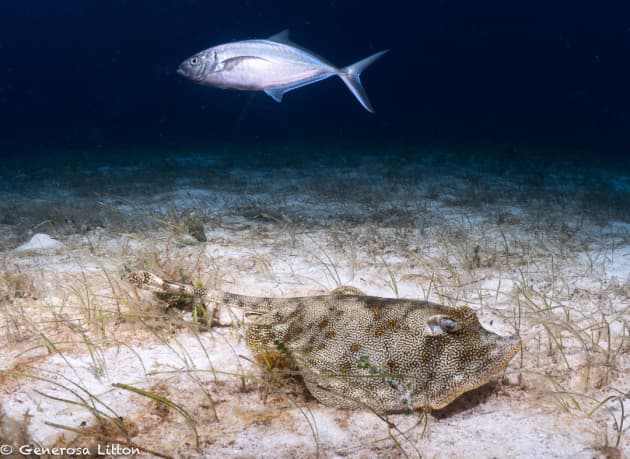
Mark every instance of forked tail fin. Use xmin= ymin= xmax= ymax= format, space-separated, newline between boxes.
xmin=338 ymin=49 xmax=389 ymax=113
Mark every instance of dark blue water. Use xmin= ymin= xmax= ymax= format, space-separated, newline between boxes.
xmin=1 ymin=0 xmax=630 ymax=161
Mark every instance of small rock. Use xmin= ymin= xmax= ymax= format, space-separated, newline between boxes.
xmin=16 ymin=233 xmax=65 ymax=252
xmin=185 ymin=213 xmax=207 ymax=242
xmin=176 ymin=233 xmax=200 ymax=246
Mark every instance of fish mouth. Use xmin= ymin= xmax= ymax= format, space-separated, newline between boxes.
xmin=176 ymin=66 xmax=187 ymax=77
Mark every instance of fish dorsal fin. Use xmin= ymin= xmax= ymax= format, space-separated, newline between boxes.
xmin=268 ymin=29 xmax=292 ymax=44
xmin=267 ymin=29 xmax=334 ymax=67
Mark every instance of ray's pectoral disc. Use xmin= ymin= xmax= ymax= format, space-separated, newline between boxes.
xmin=129 ymin=270 xmax=520 ymax=412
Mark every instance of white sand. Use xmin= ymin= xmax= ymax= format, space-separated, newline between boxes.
xmin=0 ymin=151 xmax=628 ymax=458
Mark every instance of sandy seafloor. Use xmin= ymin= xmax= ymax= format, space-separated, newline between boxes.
xmin=0 ymin=146 xmax=628 ymax=458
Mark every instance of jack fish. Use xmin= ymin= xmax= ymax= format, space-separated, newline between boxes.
xmin=177 ymin=30 xmax=388 ymax=113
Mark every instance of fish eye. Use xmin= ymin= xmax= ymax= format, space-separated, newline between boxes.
xmin=189 ymin=57 xmax=200 ymax=66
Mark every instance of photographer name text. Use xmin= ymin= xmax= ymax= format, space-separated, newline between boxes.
xmin=0 ymin=443 xmax=140 ymax=456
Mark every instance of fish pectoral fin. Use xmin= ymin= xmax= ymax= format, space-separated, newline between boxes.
xmin=216 ymin=56 xmax=268 ymax=72
xmin=264 ymin=87 xmax=286 ymax=103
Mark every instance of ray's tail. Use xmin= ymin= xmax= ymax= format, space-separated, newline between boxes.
xmin=127 ymin=270 xmax=204 ymax=296
xmin=127 ymin=270 xmax=289 ymax=313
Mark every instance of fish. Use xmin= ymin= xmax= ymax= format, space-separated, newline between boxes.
xmin=176 ymin=30 xmax=388 ymax=113
xmin=128 ymin=270 xmax=521 ymax=412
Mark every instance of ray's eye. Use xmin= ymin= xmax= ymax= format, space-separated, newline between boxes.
xmin=189 ymin=57 xmax=200 ymax=66
xmin=440 ymin=318 xmax=460 ymax=333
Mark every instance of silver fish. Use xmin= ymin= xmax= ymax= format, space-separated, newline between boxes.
xmin=177 ymin=30 xmax=388 ymax=113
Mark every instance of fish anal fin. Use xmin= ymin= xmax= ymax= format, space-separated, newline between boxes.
xmin=264 ymin=87 xmax=286 ymax=103
xmin=264 ymin=73 xmax=335 ymax=103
